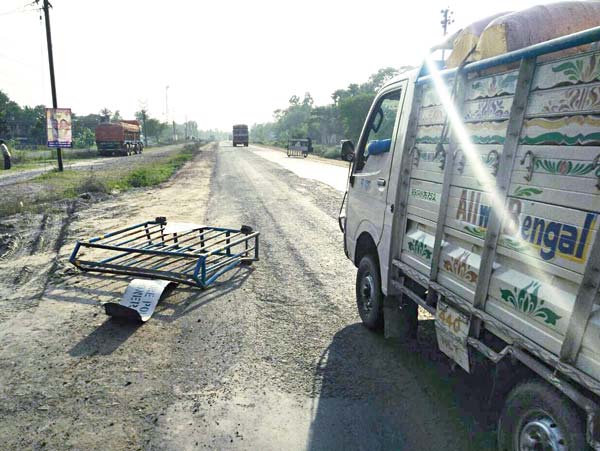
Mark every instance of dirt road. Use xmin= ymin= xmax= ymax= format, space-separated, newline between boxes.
xmin=0 ymin=143 xmax=496 ymax=450
xmin=0 ymin=144 xmax=186 ymax=187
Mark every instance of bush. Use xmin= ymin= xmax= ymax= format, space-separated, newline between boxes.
xmin=77 ymin=176 xmax=109 ymax=194
xmin=322 ymin=147 xmax=339 ymax=159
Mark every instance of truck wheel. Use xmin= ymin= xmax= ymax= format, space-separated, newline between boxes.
xmin=497 ymin=379 xmax=585 ymax=451
xmin=356 ymin=254 xmax=384 ymax=331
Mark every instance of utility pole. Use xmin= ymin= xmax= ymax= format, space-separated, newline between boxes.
xmin=440 ymin=7 xmax=454 ymax=60
xmin=38 ymin=0 xmax=63 ymax=171
xmin=141 ymin=109 xmax=148 ymax=147
xmin=165 ymin=86 xmax=169 ymax=122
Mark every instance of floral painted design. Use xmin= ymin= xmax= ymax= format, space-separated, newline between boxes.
xmin=538 ymin=86 xmax=600 ymax=115
xmin=408 ymin=237 xmax=432 ymax=261
xmin=469 ymin=73 xmax=518 ymax=99
xmin=443 ymin=251 xmax=478 ymax=283
xmin=534 ymin=159 xmax=600 ymax=177
xmin=552 ymin=53 xmax=600 ymax=84
xmin=463 ymin=224 xmax=486 ymax=239
xmin=513 ymin=186 xmax=543 ymax=198
xmin=463 ymin=98 xmax=511 ymax=122
xmin=500 ymin=281 xmax=562 ymax=326
xmin=499 ymin=236 xmax=528 ymax=252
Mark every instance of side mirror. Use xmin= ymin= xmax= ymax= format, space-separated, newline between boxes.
xmin=340 ymin=140 xmax=355 ymax=162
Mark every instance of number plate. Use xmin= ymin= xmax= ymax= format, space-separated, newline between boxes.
xmin=435 ymin=301 xmax=471 ymax=372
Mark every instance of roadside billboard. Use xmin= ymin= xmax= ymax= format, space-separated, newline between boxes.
xmin=46 ymin=108 xmax=72 ymax=148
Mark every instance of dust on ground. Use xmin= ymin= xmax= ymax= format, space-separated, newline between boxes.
xmin=0 ymin=145 xmax=215 ymax=450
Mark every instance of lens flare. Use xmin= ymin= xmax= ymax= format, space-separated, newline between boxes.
xmin=423 ymin=56 xmax=553 ymax=287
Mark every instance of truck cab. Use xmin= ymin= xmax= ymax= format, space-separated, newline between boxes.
xmin=344 ymin=75 xmax=413 ymax=294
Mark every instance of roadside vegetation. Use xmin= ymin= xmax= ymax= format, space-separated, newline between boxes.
xmin=0 ymin=90 xmax=224 ymax=152
xmin=250 ymin=66 xmax=413 ymax=159
xmin=0 ymin=142 xmax=201 ymax=217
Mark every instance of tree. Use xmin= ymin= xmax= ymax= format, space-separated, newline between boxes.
xmin=338 ymin=92 xmax=376 ymax=143
xmin=135 ymin=109 xmax=149 ymax=146
xmin=364 ymin=67 xmax=400 ymax=91
xmin=111 ymin=110 xmax=122 ymax=121
xmin=144 ymin=118 xmax=165 ymax=143
xmin=72 ymin=127 xmax=95 ymax=148
xmin=302 ymin=92 xmax=314 ymax=107
xmin=0 ymin=90 xmax=21 ymax=139
xmin=100 ymin=108 xmax=111 ymax=122
xmin=288 ymin=95 xmax=300 ymax=106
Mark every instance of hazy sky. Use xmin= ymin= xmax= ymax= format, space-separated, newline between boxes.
xmin=0 ymin=0 xmax=562 ymax=129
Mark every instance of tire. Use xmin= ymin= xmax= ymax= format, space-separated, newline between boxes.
xmin=497 ymin=379 xmax=586 ymax=451
xmin=356 ymin=254 xmax=384 ymax=331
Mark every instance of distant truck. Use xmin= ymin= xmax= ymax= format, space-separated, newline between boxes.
xmin=95 ymin=120 xmax=143 ymax=156
xmin=232 ymin=124 xmax=249 ymax=147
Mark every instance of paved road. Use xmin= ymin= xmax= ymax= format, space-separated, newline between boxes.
xmin=249 ymin=145 xmax=350 ymax=192
xmin=0 ymin=144 xmax=185 ymax=187
xmin=0 ymin=143 xmax=497 ymax=450
xmin=157 ymin=143 xmax=497 ymax=449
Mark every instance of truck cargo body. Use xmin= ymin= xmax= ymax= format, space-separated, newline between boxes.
xmin=341 ymin=26 xmax=600 ymax=450
xmin=232 ymin=124 xmax=249 ymax=147
xmin=95 ymin=121 xmax=143 ymax=156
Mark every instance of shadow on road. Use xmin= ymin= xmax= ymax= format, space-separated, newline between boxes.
xmin=69 ymin=317 xmax=140 ymax=357
xmin=153 ymin=266 xmax=254 ymax=322
xmin=306 ymin=321 xmax=498 ymax=451
xmin=64 ymin=266 xmax=254 ymax=356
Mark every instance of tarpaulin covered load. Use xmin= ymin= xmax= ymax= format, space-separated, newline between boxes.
xmin=95 ymin=122 xmax=140 ymax=141
xmin=446 ymin=12 xmax=509 ymax=68
xmin=447 ymin=1 xmax=600 ymax=69
xmin=475 ymin=1 xmax=600 ymax=62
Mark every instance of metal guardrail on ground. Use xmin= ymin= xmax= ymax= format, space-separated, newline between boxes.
xmin=70 ymin=217 xmax=259 ymax=288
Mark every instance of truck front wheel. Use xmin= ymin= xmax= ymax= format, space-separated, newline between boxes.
xmin=356 ymin=254 xmax=384 ymax=331
xmin=497 ymin=379 xmax=585 ymax=451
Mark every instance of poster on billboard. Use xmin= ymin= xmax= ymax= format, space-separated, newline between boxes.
xmin=46 ymin=108 xmax=72 ymax=148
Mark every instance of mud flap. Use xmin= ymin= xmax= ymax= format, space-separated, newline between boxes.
xmin=384 ymin=295 xmax=418 ymax=340
xmin=384 ymin=295 xmax=403 ymax=338
xmin=104 ymin=279 xmax=174 ymax=322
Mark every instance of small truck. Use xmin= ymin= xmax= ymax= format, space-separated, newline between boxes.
xmin=95 ymin=120 xmax=143 ymax=156
xmin=339 ymin=20 xmax=600 ymax=451
xmin=232 ymin=124 xmax=249 ymax=147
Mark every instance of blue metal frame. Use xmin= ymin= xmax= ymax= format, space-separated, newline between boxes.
xmin=70 ymin=218 xmax=259 ymax=288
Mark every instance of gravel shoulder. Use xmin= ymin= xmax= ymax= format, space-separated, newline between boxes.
xmin=0 ymin=142 xmax=496 ymax=450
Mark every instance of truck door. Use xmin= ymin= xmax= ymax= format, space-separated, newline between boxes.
xmin=346 ymin=83 xmax=406 ymax=249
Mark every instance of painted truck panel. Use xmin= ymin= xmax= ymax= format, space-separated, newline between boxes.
xmin=386 ymin=47 xmax=600 ymax=385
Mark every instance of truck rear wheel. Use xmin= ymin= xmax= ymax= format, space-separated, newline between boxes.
xmin=497 ymin=379 xmax=585 ymax=451
xmin=356 ymin=254 xmax=384 ymax=331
